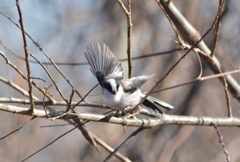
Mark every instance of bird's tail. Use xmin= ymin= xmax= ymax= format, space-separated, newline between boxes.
xmin=143 ymin=96 xmax=174 ymax=113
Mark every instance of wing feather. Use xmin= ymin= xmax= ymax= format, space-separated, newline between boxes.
xmin=130 ymin=74 xmax=155 ymax=88
xmin=85 ymin=43 xmax=123 ymax=84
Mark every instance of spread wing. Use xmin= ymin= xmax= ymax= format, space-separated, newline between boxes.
xmin=85 ymin=43 xmax=123 ymax=84
xmin=121 ymin=74 xmax=155 ymax=94
xmin=130 ymin=74 xmax=155 ymax=88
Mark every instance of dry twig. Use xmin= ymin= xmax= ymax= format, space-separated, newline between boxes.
xmin=116 ymin=0 xmax=133 ymax=78
xmin=16 ymin=0 xmax=34 ymax=114
xmin=210 ymin=0 xmax=223 ymax=57
xmin=212 ymin=123 xmax=230 ymax=162
xmin=103 ymin=127 xmax=145 ymax=162
xmin=0 ymin=51 xmax=55 ymax=102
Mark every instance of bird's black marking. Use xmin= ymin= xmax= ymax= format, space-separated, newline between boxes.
xmin=95 ymin=71 xmax=105 ymax=86
xmin=103 ymin=81 xmax=116 ymax=95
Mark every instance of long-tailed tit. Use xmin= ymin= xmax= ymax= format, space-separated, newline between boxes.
xmin=85 ymin=43 xmax=174 ymax=114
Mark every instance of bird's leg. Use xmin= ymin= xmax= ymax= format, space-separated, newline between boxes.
xmin=121 ymin=105 xmax=142 ymax=133
xmin=123 ymin=105 xmax=142 ymax=119
xmin=113 ymin=106 xmax=132 ymax=118
xmin=114 ymin=110 xmax=122 ymax=117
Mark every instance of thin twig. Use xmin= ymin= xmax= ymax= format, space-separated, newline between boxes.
xmin=103 ymin=127 xmax=145 ymax=162
xmin=154 ymin=44 xmax=234 ymax=116
xmin=92 ymin=133 xmax=132 ymax=162
xmin=156 ymin=0 xmax=184 ymax=46
xmin=0 ymin=51 xmax=55 ymax=102
xmin=116 ymin=0 xmax=133 ymax=78
xmin=30 ymin=53 xmax=68 ymax=103
xmin=43 ymin=85 xmax=54 ymax=119
xmin=0 ymin=40 xmax=181 ymax=65
xmin=49 ymin=89 xmax=75 ymax=120
xmin=212 ymin=123 xmax=230 ymax=162
xmin=42 ymin=119 xmax=131 ymax=162
xmin=16 ymin=0 xmax=34 ymax=114
xmin=154 ymin=68 xmax=240 ymax=92
xmin=160 ymin=0 xmax=240 ymax=102
xmin=0 ymin=10 xmax=83 ymax=99
xmin=71 ymin=83 xmax=100 ymax=110
xmin=0 ymin=117 xmax=35 ymax=140
xmin=185 ymin=44 xmax=232 ymax=117
xmin=210 ymin=0 xmax=223 ymax=57
xmin=0 ymin=76 xmax=39 ymax=100
xmin=140 ymin=0 xmax=228 ymax=110
xmin=20 ymin=121 xmax=88 ymax=162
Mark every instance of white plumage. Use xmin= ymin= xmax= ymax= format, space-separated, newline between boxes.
xmin=85 ymin=43 xmax=174 ymax=113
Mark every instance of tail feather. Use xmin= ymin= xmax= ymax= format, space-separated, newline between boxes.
xmin=143 ymin=99 xmax=163 ymax=114
xmin=143 ymin=96 xmax=174 ymax=113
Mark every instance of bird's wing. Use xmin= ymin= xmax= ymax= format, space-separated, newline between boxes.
xmin=129 ymin=74 xmax=155 ymax=88
xmin=121 ymin=74 xmax=155 ymax=94
xmin=121 ymin=79 xmax=138 ymax=94
xmin=85 ymin=43 xmax=123 ymax=84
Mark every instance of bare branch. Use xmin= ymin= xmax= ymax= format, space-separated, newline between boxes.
xmin=91 ymin=133 xmax=132 ymax=162
xmin=1 ymin=103 xmax=240 ymax=127
xmin=160 ymin=0 xmax=240 ymax=101
xmin=16 ymin=0 xmax=34 ymax=114
xmin=156 ymin=0 xmax=184 ymax=46
xmin=103 ymin=127 xmax=144 ymax=162
xmin=0 ymin=76 xmax=39 ymax=100
xmin=0 ymin=97 xmax=159 ymax=118
xmin=0 ymin=51 xmax=55 ymax=103
xmin=1 ymin=39 xmax=182 ymax=66
xmin=0 ymin=10 xmax=83 ymax=99
xmin=20 ymin=120 xmax=88 ymax=162
xmin=212 ymin=124 xmax=230 ymax=162
xmin=116 ymin=0 xmax=133 ymax=78
xmin=0 ymin=117 xmax=35 ymax=140
xmin=210 ymin=0 xmax=223 ymax=57
xmin=30 ymin=53 xmax=68 ymax=103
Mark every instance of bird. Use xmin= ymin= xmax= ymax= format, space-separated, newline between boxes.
xmin=85 ymin=43 xmax=174 ymax=115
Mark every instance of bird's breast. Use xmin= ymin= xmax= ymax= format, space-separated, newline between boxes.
xmin=102 ymin=87 xmax=141 ymax=110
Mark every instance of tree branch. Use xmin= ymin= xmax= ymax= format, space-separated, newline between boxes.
xmin=116 ymin=0 xmax=133 ymax=78
xmin=16 ymin=0 xmax=34 ymax=114
xmin=160 ymin=0 xmax=240 ymax=101
xmin=1 ymin=103 xmax=240 ymax=127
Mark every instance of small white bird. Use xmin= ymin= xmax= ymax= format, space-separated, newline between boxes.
xmin=85 ymin=43 xmax=174 ymax=114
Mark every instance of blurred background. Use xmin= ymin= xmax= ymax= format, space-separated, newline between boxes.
xmin=0 ymin=0 xmax=240 ymax=161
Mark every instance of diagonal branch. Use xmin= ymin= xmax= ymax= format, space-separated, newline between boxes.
xmin=212 ymin=124 xmax=230 ymax=162
xmin=0 ymin=51 xmax=55 ymax=103
xmin=103 ymin=127 xmax=144 ymax=162
xmin=30 ymin=53 xmax=68 ymax=103
xmin=0 ymin=76 xmax=39 ymax=100
xmin=160 ymin=0 xmax=240 ymax=102
xmin=210 ymin=0 xmax=223 ymax=57
xmin=0 ymin=10 xmax=83 ymax=99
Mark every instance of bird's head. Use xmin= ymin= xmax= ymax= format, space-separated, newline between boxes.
xmin=103 ymin=79 xmax=120 ymax=95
